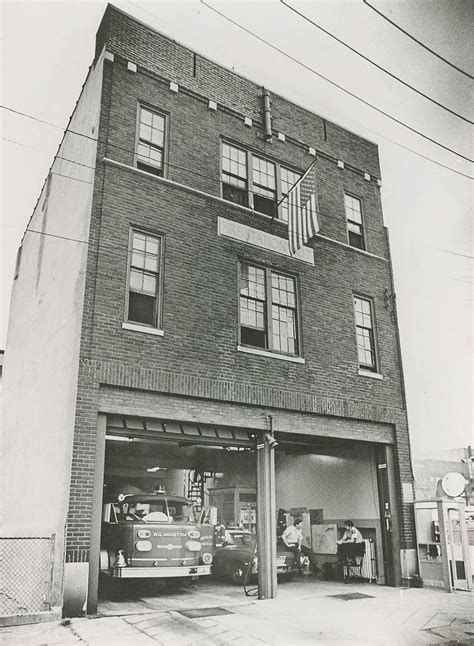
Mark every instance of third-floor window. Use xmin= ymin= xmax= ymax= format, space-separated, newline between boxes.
xmin=345 ymin=193 xmax=365 ymax=250
xmin=222 ymin=142 xmax=301 ymax=220
xmin=136 ymin=106 xmax=166 ymax=177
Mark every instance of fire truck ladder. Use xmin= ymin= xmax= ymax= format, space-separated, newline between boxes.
xmin=187 ymin=470 xmax=214 ymax=511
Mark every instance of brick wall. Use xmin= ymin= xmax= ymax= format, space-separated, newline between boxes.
xmin=65 ymin=7 xmax=416 ymax=561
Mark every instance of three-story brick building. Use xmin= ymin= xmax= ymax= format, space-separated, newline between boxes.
xmin=2 ymin=5 xmax=416 ymax=618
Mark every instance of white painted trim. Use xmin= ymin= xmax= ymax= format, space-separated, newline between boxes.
xmin=358 ymin=369 xmax=383 ymax=380
xmin=315 ymin=233 xmax=388 ymax=262
xmin=237 ymin=345 xmax=305 ymax=363
xmin=122 ymin=322 xmax=164 ymax=336
xmin=103 ymin=158 xmax=277 ymax=221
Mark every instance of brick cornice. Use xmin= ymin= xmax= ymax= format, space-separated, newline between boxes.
xmin=77 ymin=359 xmax=407 ymax=426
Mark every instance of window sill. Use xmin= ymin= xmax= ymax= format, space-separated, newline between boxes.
xmin=358 ymin=369 xmax=383 ymax=380
xmin=237 ymin=345 xmax=305 ymax=364
xmin=122 ymin=322 xmax=164 ymax=336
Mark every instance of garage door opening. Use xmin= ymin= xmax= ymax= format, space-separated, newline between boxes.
xmin=273 ymin=432 xmax=385 ymax=584
xmin=98 ymin=417 xmax=260 ymax=610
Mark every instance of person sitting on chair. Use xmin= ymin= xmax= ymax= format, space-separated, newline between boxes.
xmin=337 ymin=520 xmax=364 ymax=563
xmin=282 ymin=518 xmax=305 ymax=574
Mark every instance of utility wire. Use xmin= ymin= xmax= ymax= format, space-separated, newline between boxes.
xmin=199 ymin=0 xmax=472 ymax=164
xmin=362 ymin=0 xmax=473 ymax=80
xmin=2 ymin=111 xmax=474 ymax=247
xmin=3 ymin=148 xmax=473 ymax=264
xmin=2 ymin=93 xmax=473 ymax=182
xmin=3 ymin=135 xmax=390 ymax=239
xmin=127 ymin=0 xmax=472 ymax=180
xmin=281 ymin=0 xmax=472 ymax=124
xmin=430 ymin=247 xmax=474 ymax=260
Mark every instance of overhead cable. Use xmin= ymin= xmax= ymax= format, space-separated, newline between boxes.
xmin=281 ymin=0 xmax=472 ymax=124
xmin=199 ymin=0 xmax=472 ymax=164
xmin=362 ymin=0 xmax=473 ymax=80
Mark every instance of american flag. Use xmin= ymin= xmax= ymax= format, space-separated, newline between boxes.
xmin=284 ymin=161 xmax=320 ymax=255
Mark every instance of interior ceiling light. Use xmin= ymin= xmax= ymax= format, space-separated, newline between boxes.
xmin=105 ymin=435 xmax=133 ymax=442
xmin=146 ymin=466 xmax=168 ymax=472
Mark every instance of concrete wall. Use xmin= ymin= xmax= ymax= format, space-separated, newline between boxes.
xmin=276 ymin=446 xmax=379 ymax=520
xmin=1 ymin=50 xmax=105 ymax=609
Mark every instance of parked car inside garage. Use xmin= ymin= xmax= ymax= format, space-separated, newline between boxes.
xmin=212 ymin=528 xmax=299 ymax=584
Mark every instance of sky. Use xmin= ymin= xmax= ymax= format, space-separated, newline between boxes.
xmin=1 ymin=0 xmax=472 ymax=457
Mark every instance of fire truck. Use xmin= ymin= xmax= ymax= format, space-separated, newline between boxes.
xmin=100 ymin=492 xmax=216 ymax=580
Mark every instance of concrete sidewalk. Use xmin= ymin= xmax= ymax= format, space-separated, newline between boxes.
xmin=1 ymin=579 xmax=473 ymax=645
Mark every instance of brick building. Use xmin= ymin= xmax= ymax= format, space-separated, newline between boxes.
xmin=2 ymin=5 xmax=416 ymax=618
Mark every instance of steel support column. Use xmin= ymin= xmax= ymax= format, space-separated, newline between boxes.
xmin=256 ymin=433 xmax=277 ymax=599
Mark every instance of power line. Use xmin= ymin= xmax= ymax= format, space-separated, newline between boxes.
xmin=3 ymin=84 xmax=473 ymax=182
xmin=2 ymin=107 xmax=474 ymax=246
xmin=362 ymin=0 xmax=473 ymax=80
xmin=127 ymin=1 xmax=472 ymax=180
xmin=1 ymin=136 xmax=98 ymax=172
xmin=2 ymin=155 xmax=471 ymax=263
xmin=281 ymin=0 xmax=472 ymax=124
xmin=2 ymin=135 xmax=389 ymax=239
xmin=430 ymin=247 xmax=474 ymax=260
xmin=199 ymin=0 xmax=472 ymax=164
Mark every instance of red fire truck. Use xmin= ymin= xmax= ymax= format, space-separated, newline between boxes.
xmin=100 ymin=492 xmax=216 ymax=580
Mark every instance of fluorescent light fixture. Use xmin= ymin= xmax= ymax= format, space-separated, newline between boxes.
xmin=146 ymin=466 xmax=168 ymax=472
xmin=105 ymin=435 xmax=133 ymax=442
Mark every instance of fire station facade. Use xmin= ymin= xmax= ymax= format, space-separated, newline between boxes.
xmin=2 ymin=5 xmax=416 ymax=617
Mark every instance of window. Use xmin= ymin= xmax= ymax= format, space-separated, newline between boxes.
xmin=280 ymin=167 xmax=301 ymax=223
xmin=221 ymin=142 xmax=299 ymax=219
xmin=345 ymin=194 xmax=365 ymax=250
xmin=136 ymin=106 xmax=166 ymax=176
xmin=354 ymin=295 xmax=377 ymax=372
xmin=252 ymin=155 xmax=276 ymax=216
xmin=127 ymin=230 xmax=163 ymax=327
xmin=222 ymin=142 xmax=248 ymax=206
xmin=239 ymin=262 xmax=299 ymax=355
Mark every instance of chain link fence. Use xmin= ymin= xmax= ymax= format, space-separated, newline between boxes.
xmin=0 ymin=536 xmax=54 ymax=617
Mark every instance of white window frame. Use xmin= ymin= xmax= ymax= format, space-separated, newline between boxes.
xmin=125 ymin=227 xmax=165 ymax=330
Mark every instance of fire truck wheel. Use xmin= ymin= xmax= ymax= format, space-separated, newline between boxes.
xmin=99 ymin=549 xmax=114 ymax=573
xmin=229 ymin=563 xmax=245 ymax=585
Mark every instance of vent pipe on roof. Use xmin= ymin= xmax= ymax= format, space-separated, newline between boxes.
xmin=262 ymin=88 xmax=272 ymax=142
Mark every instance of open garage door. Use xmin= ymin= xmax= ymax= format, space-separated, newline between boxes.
xmin=273 ymin=431 xmax=387 ymax=584
xmin=96 ymin=415 xmax=262 ymax=612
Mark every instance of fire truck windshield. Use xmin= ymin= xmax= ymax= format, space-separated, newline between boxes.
xmin=113 ymin=498 xmax=196 ymax=524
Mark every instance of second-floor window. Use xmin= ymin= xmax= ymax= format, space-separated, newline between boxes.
xmin=353 ymin=295 xmax=377 ymax=372
xmin=127 ymin=229 xmax=164 ymax=328
xmin=239 ymin=262 xmax=299 ymax=355
xmin=136 ymin=106 xmax=166 ymax=176
xmin=345 ymin=194 xmax=365 ymax=250
xmin=222 ymin=143 xmax=300 ymax=220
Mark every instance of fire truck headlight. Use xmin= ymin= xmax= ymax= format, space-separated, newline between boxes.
xmin=201 ymin=552 xmax=213 ymax=565
xmin=135 ymin=540 xmax=152 ymax=552
xmin=137 ymin=529 xmax=152 ymax=539
xmin=187 ymin=530 xmax=200 ymax=539
xmin=185 ymin=540 xmax=201 ymax=552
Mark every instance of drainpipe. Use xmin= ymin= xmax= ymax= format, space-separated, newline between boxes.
xmin=262 ymin=88 xmax=272 ymax=142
